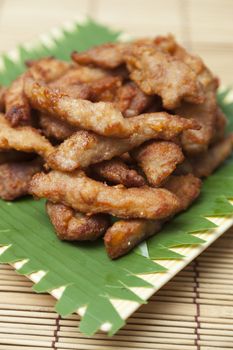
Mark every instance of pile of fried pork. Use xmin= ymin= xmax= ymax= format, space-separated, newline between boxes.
xmin=0 ymin=35 xmax=232 ymax=259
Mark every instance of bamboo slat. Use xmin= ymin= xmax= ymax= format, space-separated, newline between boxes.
xmin=1 ymin=227 xmax=233 ymax=349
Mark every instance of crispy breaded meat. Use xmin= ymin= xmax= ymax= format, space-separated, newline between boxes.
xmin=91 ymin=158 xmax=146 ymax=187
xmin=71 ymin=43 xmax=126 ymax=69
xmin=88 ymin=75 xmax=122 ymax=102
xmin=132 ymin=141 xmax=184 ymax=187
xmin=125 ymin=45 xmax=204 ymax=109
xmin=190 ymin=134 xmax=233 ymax=178
xmin=105 ymin=174 xmax=201 ymax=258
xmin=155 ymin=35 xmax=219 ymax=154
xmin=114 ymin=82 xmax=153 ymax=117
xmin=0 ymin=158 xmax=43 ymax=201
xmin=29 ymin=170 xmax=180 ymax=219
xmin=5 ymin=58 xmax=70 ymax=127
xmin=5 ymin=75 xmax=31 ymax=126
xmin=104 ymin=219 xmax=162 ymax=259
xmin=176 ymin=91 xmax=218 ymax=154
xmin=29 ymin=57 xmax=70 ymax=82
xmin=0 ymin=36 xmax=230 ymax=259
xmin=39 ymin=113 xmax=76 ymax=141
xmin=212 ymin=106 xmax=227 ymax=144
xmin=164 ymin=174 xmax=202 ymax=211
xmin=49 ymin=83 xmax=91 ymax=100
xmin=37 ymin=68 xmax=121 ymax=141
xmin=104 ymin=173 xmax=201 ymax=259
xmin=0 ymin=114 xmax=54 ymax=158
xmin=49 ymin=66 xmax=123 ymax=102
xmin=46 ymin=202 xmax=110 ymax=241
xmin=50 ymin=65 xmax=109 ymax=85
xmin=154 ymin=35 xmax=215 ymax=90
xmin=46 ymin=113 xmax=199 ymax=171
xmin=24 ymin=77 xmax=131 ymax=138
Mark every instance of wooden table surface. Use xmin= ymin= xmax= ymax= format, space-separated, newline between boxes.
xmin=0 ymin=0 xmax=232 ymax=85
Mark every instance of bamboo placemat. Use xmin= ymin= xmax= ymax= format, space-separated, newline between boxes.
xmin=1 ymin=227 xmax=233 ymax=349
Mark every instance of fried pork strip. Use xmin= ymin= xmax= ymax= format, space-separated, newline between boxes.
xmin=155 ymin=35 xmax=220 ymax=153
xmin=39 ymin=67 xmax=102 ymax=141
xmin=190 ymin=134 xmax=233 ymax=177
xmin=71 ymin=43 xmax=126 ymax=69
xmin=37 ymin=66 xmax=122 ymax=140
xmin=0 ymin=114 xmax=54 ymax=158
xmin=72 ymin=37 xmax=219 ymax=152
xmin=125 ymin=45 xmax=204 ymax=109
xmin=131 ymin=141 xmax=184 ymax=187
xmin=50 ymin=65 xmax=123 ymax=101
xmin=50 ymin=65 xmax=109 ymax=85
xmin=91 ymin=158 xmax=146 ymax=187
xmin=46 ymin=112 xmax=199 ymax=171
xmin=88 ymin=75 xmax=122 ymax=102
xmin=104 ymin=219 xmax=162 ymax=259
xmin=5 ymin=75 xmax=31 ymax=126
xmin=24 ymin=77 xmax=131 ymax=138
xmin=104 ymin=174 xmax=201 ymax=259
xmin=73 ymin=41 xmax=205 ymax=110
xmin=29 ymin=57 xmax=70 ymax=82
xmin=0 ymin=158 xmax=43 ymax=201
xmin=114 ymin=82 xmax=153 ymax=117
xmin=29 ymin=170 xmax=180 ymax=220
xmin=39 ymin=113 xmax=75 ymax=141
xmin=164 ymin=174 xmax=201 ymax=208
xmin=5 ymin=58 xmax=70 ymax=127
xmin=46 ymin=202 xmax=110 ymax=241
xmin=176 ymin=94 xmax=218 ymax=154
xmin=212 ymin=106 xmax=227 ymax=144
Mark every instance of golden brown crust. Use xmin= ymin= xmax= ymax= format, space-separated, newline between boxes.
xmin=39 ymin=113 xmax=76 ymax=141
xmin=114 ymin=82 xmax=153 ymax=117
xmin=176 ymin=94 xmax=217 ymax=154
xmin=29 ymin=57 xmax=70 ymax=82
xmin=0 ymin=114 xmax=54 ymax=158
xmin=29 ymin=170 xmax=180 ymax=220
xmin=158 ymin=35 xmax=219 ymax=154
xmin=125 ymin=45 xmax=204 ymax=109
xmin=88 ymin=75 xmax=122 ymax=102
xmin=212 ymin=106 xmax=227 ymax=144
xmin=104 ymin=174 xmax=201 ymax=259
xmin=132 ymin=141 xmax=184 ymax=187
xmin=104 ymin=219 xmax=162 ymax=259
xmin=24 ymin=77 xmax=131 ymax=138
xmin=0 ymin=37 xmax=229 ymax=259
xmin=151 ymin=35 xmax=220 ymax=154
xmin=190 ymin=134 xmax=233 ymax=178
xmin=5 ymin=75 xmax=31 ymax=126
xmin=164 ymin=174 xmax=202 ymax=211
xmin=50 ymin=65 xmax=108 ymax=84
xmin=46 ymin=113 xmax=199 ymax=171
xmin=46 ymin=201 xmax=110 ymax=241
xmin=71 ymin=43 xmax=126 ymax=69
xmin=5 ymin=58 xmax=70 ymax=127
xmin=91 ymin=158 xmax=146 ymax=187
xmin=0 ymin=158 xmax=43 ymax=201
